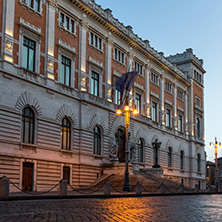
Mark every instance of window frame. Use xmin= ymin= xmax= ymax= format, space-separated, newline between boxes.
xmin=134 ymin=61 xmax=143 ymax=76
xmin=20 ymin=0 xmax=41 ymax=13
xmin=135 ymin=93 xmax=142 ymax=114
xmin=138 ymin=138 xmax=144 ymax=163
xmin=196 ymin=117 xmax=201 ymax=137
xmin=165 ymin=108 xmax=171 ymax=128
xmin=61 ymin=117 xmax=71 ymax=151
xmin=91 ymin=71 xmax=99 ymax=96
xmin=197 ymin=153 xmax=201 ymax=172
xmin=89 ymin=32 xmax=103 ymax=51
xmin=114 ymin=48 xmax=125 ymax=65
xmin=59 ymin=12 xmax=76 ymax=36
xmin=151 ymin=101 xmax=158 ymax=122
xmin=151 ymin=72 xmax=159 ymax=85
xmin=178 ymin=114 xmax=183 ymax=133
xmin=180 ymin=150 xmax=184 ymax=170
xmin=165 ymin=81 xmax=172 ymax=94
xmin=61 ymin=55 xmax=71 ymax=86
xmin=22 ymin=36 xmax=36 ymax=72
xmin=93 ymin=126 xmax=101 ymax=156
xmin=168 ymin=147 xmax=172 ymax=168
xmin=22 ymin=107 xmax=35 ymax=144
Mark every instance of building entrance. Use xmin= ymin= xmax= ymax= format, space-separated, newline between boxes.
xmin=22 ymin=162 xmax=34 ymax=191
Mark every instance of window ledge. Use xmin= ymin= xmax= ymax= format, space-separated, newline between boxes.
xmin=19 ymin=2 xmax=43 ymax=17
xmin=59 ymin=25 xmax=76 ymax=37
xmin=89 ymin=44 xmax=103 ymax=54
xmin=113 ymin=59 xmax=125 ymax=67
xmin=20 ymin=143 xmax=37 ymax=152
xmin=60 ymin=149 xmax=74 ymax=156
xmin=150 ymin=81 xmax=159 ymax=87
xmin=93 ymin=154 xmax=103 ymax=159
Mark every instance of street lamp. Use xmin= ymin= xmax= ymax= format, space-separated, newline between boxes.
xmin=116 ymin=94 xmax=138 ymax=192
xmin=209 ymin=137 xmax=221 ymax=189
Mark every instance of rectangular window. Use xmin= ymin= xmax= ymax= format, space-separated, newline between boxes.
xmin=151 ymin=72 xmax=159 ymax=85
xmin=115 ymin=89 xmax=121 ymax=105
xmin=61 ymin=56 xmax=71 ymax=86
xmin=178 ymin=115 xmax=183 ymax=132
xmin=91 ymin=71 xmax=99 ymax=96
xmin=196 ymin=97 xmax=201 ymax=107
xmin=194 ymin=70 xmax=202 ymax=84
xmin=165 ymin=81 xmax=172 ymax=93
xmin=166 ymin=109 xmax=171 ymax=127
xmin=134 ymin=61 xmax=143 ymax=75
xmin=135 ymin=93 xmax=141 ymax=113
xmin=151 ymin=101 xmax=157 ymax=122
xmin=114 ymin=48 xmax=125 ymax=64
xmin=35 ymin=0 xmax=40 ymax=12
xmin=21 ymin=0 xmax=40 ymax=12
xmin=23 ymin=37 xmax=36 ymax=72
xmin=90 ymin=32 xmax=102 ymax=51
xmin=65 ymin=17 xmax=69 ymax=30
xmin=59 ymin=13 xmax=75 ymax=34
xmin=177 ymin=90 xmax=183 ymax=101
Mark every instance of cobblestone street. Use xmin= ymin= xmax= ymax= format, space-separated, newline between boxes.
xmin=0 ymin=195 xmax=222 ymax=222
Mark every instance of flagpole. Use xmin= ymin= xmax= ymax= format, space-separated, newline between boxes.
xmin=123 ymin=92 xmax=131 ymax=192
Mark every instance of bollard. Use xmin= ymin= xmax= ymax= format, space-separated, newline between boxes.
xmin=0 ymin=176 xmax=9 ymax=198
xmin=59 ymin=179 xmax=67 ymax=196
xmin=136 ymin=182 xmax=142 ymax=195
xmin=160 ymin=182 xmax=165 ymax=194
xmin=104 ymin=181 xmax=111 ymax=196
xmin=194 ymin=184 xmax=199 ymax=193
xmin=178 ymin=183 xmax=184 ymax=193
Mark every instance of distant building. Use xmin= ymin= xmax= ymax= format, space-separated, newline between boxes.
xmin=206 ymin=161 xmax=215 ymax=186
xmin=0 ymin=0 xmax=206 ymax=192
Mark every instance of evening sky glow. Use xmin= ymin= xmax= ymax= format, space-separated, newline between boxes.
xmin=95 ymin=0 xmax=222 ymax=161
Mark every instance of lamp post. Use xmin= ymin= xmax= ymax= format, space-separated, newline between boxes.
xmin=209 ymin=137 xmax=221 ymax=190
xmin=116 ymin=94 xmax=138 ymax=192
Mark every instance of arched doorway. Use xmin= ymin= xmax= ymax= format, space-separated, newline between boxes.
xmin=115 ymin=127 xmax=125 ymax=163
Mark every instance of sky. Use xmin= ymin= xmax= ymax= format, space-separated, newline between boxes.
xmin=95 ymin=0 xmax=222 ymax=161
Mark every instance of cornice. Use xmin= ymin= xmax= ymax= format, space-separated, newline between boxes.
xmin=69 ymin=0 xmax=196 ymax=84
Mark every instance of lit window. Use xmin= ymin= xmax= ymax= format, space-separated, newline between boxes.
xmin=138 ymin=138 xmax=144 ymax=163
xmin=166 ymin=109 xmax=171 ymax=127
xmin=151 ymin=72 xmax=159 ymax=85
xmin=151 ymin=101 xmax=157 ymax=122
xmin=90 ymin=32 xmax=102 ymax=51
xmin=61 ymin=56 xmax=71 ymax=86
xmin=91 ymin=71 xmax=99 ymax=96
xmin=135 ymin=93 xmax=141 ymax=114
xmin=93 ymin=126 xmax=101 ymax=155
xmin=23 ymin=37 xmax=36 ymax=72
xmin=61 ymin=118 xmax=71 ymax=150
xmin=22 ymin=107 xmax=35 ymax=144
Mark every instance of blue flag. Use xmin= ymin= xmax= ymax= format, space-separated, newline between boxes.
xmin=115 ymin=71 xmax=138 ymax=96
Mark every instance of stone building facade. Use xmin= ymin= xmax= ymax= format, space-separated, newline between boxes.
xmin=0 ymin=0 xmax=206 ymax=191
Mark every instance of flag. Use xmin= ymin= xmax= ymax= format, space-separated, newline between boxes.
xmin=115 ymin=71 xmax=138 ymax=96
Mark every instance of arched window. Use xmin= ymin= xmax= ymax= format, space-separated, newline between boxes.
xmin=93 ymin=126 xmax=101 ymax=155
xmin=61 ymin=118 xmax=71 ymax=150
xmin=168 ymin=147 xmax=172 ymax=167
xmin=197 ymin=154 xmax=201 ymax=172
xmin=196 ymin=118 xmax=201 ymax=137
xmin=180 ymin=151 xmax=184 ymax=170
xmin=138 ymin=138 xmax=144 ymax=163
xmin=22 ymin=107 xmax=35 ymax=144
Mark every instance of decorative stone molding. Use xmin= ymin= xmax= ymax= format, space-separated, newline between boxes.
xmin=19 ymin=17 xmax=42 ymax=36
xmin=87 ymin=114 xmax=107 ymax=134
xmin=134 ymin=82 xmax=143 ymax=90
xmin=4 ymin=37 xmax=13 ymax=56
xmin=89 ymin=56 xmax=103 ymax=69
xmin=56 ymin=104 xmax=77 ymax=127
xmin=15 ymin=91 xmax=42 ymax=116
xmin=48 ymin=0 xmax=57 ymax=8
xmin=58 ymin=39 xmax=76 ymax=55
